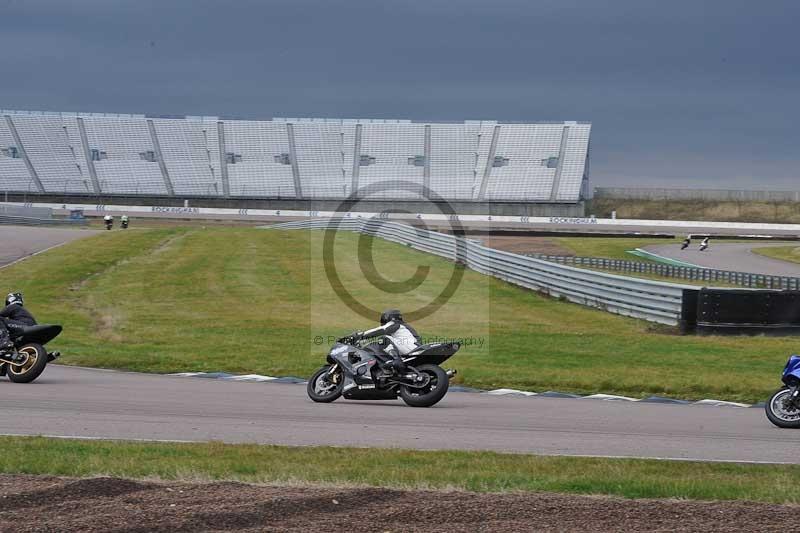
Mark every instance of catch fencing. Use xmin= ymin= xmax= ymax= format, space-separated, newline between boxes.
xmin=270 ymin=218 xmax=694 ymax=326
xmin=527 ymin=254 xmax=800 ymax=290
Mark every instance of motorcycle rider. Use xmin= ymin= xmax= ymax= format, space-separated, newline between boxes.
xmin=0 ymin=293 xmax=36 ymax=363
xmin=352 ymin=309 xmax=421 ymax=374
xmin=103 ymin=214 xmax=113 ymax=229
xmin=121 ymin=214 xmax=129 ymax=228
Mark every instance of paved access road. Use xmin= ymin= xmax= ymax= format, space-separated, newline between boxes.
xmin=645 ymin=242 xmax=800 ymax=276
xmin=1 ymin=365 xmax=796 ymax=464
xmin=0 ymin=226 xmax=94 ymax=268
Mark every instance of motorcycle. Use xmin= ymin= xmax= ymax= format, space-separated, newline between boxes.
xmin=0 ymin=324 xmax=63 ymax=383
xmin=104 ymin=217 xmax=113 ymax=230
xmin=121 ymin=220 xmax=129 ymax=229
xmin=307 ymin=335 xmax=460 ymax=407
xmin=765 ymin=355 xmax=800 ymax=428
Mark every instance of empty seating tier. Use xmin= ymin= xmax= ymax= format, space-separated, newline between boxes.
xmin=0 ymin=111 xmax=590 ymax=203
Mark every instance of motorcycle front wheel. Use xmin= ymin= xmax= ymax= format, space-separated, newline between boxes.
xmin=307 ymin=365 xmax=344 ymax=403
xmin=7 ymin=343 xmax=49 ymax=383
xmin=765 ymin=387 xmax=800 ymax=428
xmin=399 ymin=364 xmax=449 ymax=408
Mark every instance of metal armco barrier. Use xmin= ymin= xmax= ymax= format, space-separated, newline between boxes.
xmin=0 ymin=204 xmax=54 ymax=218
xmin=0 ymin=214 xmax=86 ymax=226
xmin=0 ymin=204 xmax=86 ymax=226
xmin=271 ymin=218 xmax=695 ymax=326
xmin=527 ymin=254 xmax=800 ymax=290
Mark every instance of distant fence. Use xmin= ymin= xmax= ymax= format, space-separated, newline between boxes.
xmin=594 ymin=187 xmax=800 ymax=203
xmin=271 ymin=218 xmax=694 ymax=326
xmin=526 ymin=254 xmax=800 ymax=290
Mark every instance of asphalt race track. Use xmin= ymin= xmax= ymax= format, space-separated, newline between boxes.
xmin=2 ymin=226 xmax=799 ymax=465
xmin=644 ymin=242 xmax=800 ymax=276
xmin=0 ymin=226 xmax=94 ymax=268
xmin=1 ymin=365 xmax=797 ymax=464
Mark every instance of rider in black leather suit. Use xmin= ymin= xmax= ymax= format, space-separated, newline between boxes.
xmin=0 ymin=293 xmax=36 ymax=361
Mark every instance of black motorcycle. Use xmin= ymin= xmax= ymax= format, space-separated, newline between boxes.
xmin=307 ymin=335 xmax=459 ymax=407
xmin=0 ymin=324 xmax=62 ymax=383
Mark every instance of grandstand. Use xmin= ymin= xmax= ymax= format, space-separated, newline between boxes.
xmin=0 ymin=110 xmax=591 ymax=215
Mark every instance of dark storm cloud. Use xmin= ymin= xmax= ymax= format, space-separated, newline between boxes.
xmin=1 ymin=0 xmax=798 ymax=188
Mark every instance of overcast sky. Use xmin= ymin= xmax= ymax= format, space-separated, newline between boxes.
xmin=1 ymin=0 xmax=798 ymax=190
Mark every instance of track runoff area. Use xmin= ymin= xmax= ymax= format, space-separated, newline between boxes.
xmin=2 ymin=217 xmax=800 ymax=530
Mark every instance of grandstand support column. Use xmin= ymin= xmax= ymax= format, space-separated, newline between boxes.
xmin=146 ymin=119 xmax=175 ymax=196
xmin=285 ymin=123 xmax=303 ymax=199
xmin=76 ymin=118 xmax=102 ymax=194
xmin=477 ymin=125 xmax=501 ymax=200
xmin=423 ymin=124 xmax=431 ymax=198
xmin=217 ymin=121 xmax=230 ymax=197
xmin=351 ymin=123 xmax=363 ymax=196
xmin=549 ymin=124 xmax=571 ymax=202
xmin=4 ymin=115 xmax=44 ymax=193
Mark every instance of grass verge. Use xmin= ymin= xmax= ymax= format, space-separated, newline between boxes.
xmin=591 ymin=197 xmax=800 ymax=224
xmin=0 ymin=436 xmax=798 ymax=504
xmin=553 ymin=237 xmax=680 ymax=260
xmin=753 ymin=245 xmax=800 ymax=265
xmin=1 ymin=226 xmax=795 ymax=402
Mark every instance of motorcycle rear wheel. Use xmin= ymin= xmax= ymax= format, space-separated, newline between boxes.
xmin=7 ymin=343 xmax=48 ymax=383
xmin=399 ymin=364 xmax=449 ymax=408
xmin=307 ymin=365 xmax=344 ymax=403
xmin=765 ymin=387 xmax=800 ymax=428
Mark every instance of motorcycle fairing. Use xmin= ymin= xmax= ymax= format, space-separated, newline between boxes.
xmin=403 ymin=342 xmax=461 ymax=366
xmin=781 ymin=355 xmax=800 ymax=385
xmin=14 ymin=325 xmax=62 ymax=346
xmin=328 ymin=343 xmax=379 ymax=391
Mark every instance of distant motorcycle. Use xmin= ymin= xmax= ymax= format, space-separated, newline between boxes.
xmin=0 ymin=324 xmax=62 ymax=383
xmin=103 ymin=216 xmax=113 ymax=230
xmin=765 ymin=355 xmax=800 ymax=428
xmin=121 ymin=219 xmax=129 ymax=229
xmin=307 ymin=335 xmax=459 ymax=407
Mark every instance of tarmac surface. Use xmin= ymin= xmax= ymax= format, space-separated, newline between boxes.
xmin=644 ymin=242 xmax=800 ymax=276
xmin=0 ymin=225 xmax=94 ymax=268
xmin=1 ymin=365 xmax=797 ymax=464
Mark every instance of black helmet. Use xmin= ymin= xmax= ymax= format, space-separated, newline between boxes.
xmin=380 ymin=309 xmax=403 ymax=325
xmin=5 ymin=292 xmax=23 ymax=306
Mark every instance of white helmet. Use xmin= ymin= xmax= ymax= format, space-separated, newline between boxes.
xmin=5 ymin=292 xmax=23 ymax=306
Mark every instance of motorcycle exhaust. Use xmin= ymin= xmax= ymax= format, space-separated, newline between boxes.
xmin=446 ymin=369 xmax=457 ymax=378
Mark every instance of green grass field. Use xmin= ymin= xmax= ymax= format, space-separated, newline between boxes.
xmin=553 ymin=236 xmax=679 ymax=260
xmin=1 ymin=226 xmax=793 ymax=402
xmin=591 ymin=197 xmax=800 ymax=224
xmin=1 ymin=436 xmax=798 ymax=504
xmin=753 ymin=245 xmax=800 ymax=264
